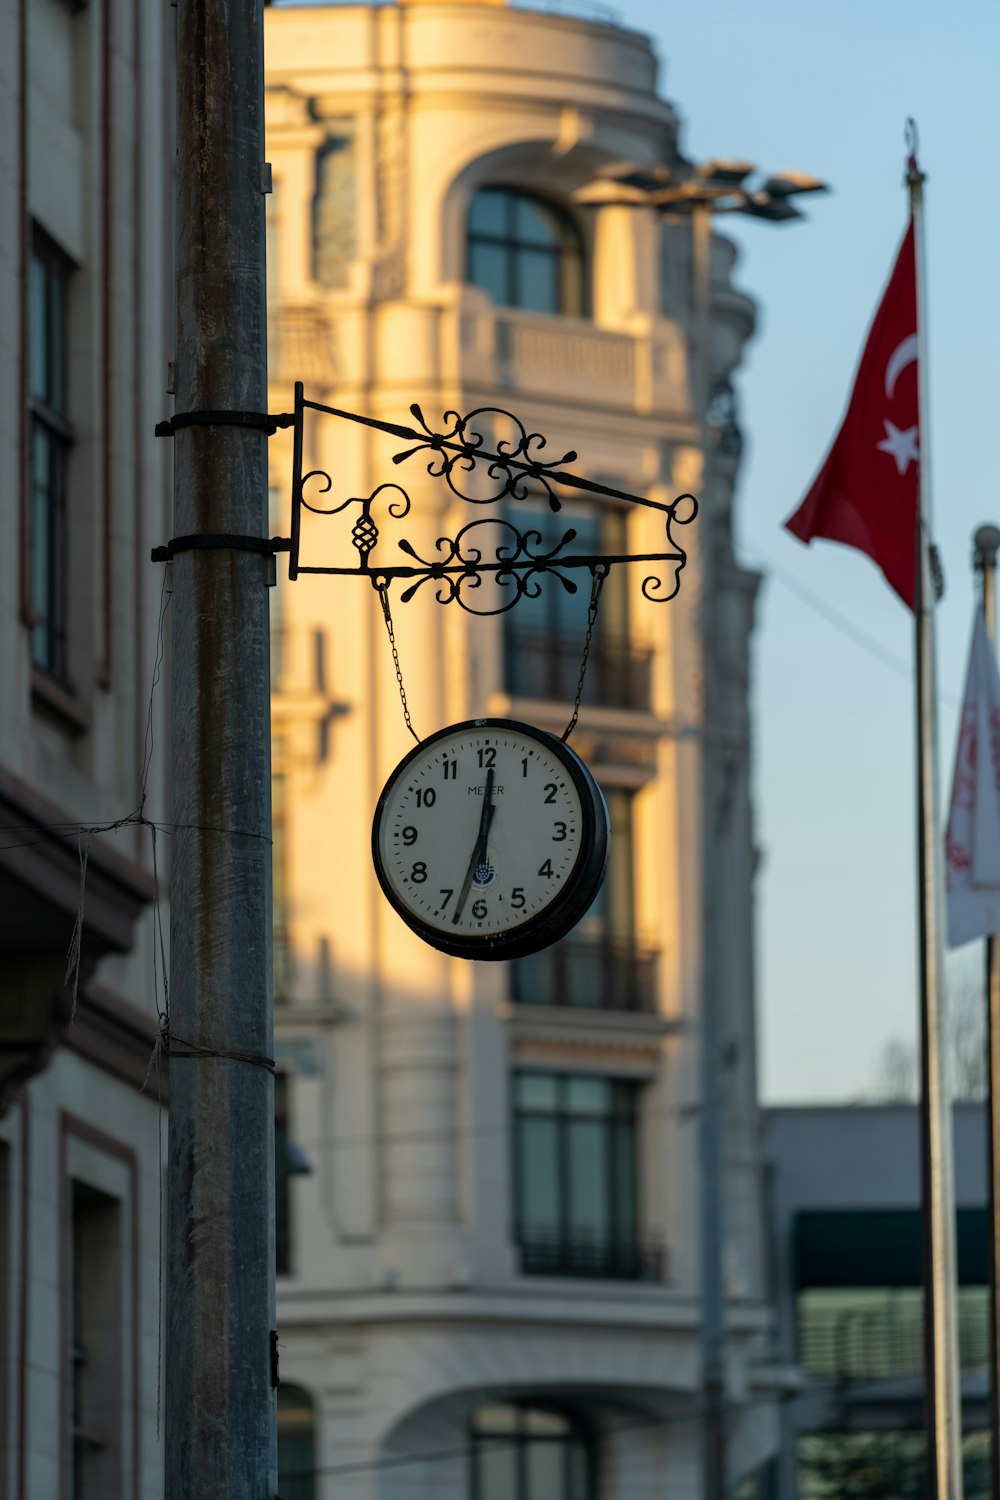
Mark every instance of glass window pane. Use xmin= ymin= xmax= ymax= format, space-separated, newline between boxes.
xmin=277 ymin=1384 xmax=316 ymax=1500
xmin=525 ymin=1440 xmax=564 ymax=1498
xmin=477 ymin=1440 xmax=519 ymax=1500
xmin=514 ymin=196 xmax=560 ymax=247
xmin=565 ymin=1077 xmax=610 ymax=1115
xmin=515 ymin=1073 xmax=558 ymax=1111
xmin=518 ymin=1116 xmax=559 ymax=1240
xmin=30 ymin=255 xmax=48 ymax=402
xmin=523 ymin=1409 xmax=569 ymax=1436
xmin=49 ymin=269 xmax=65 ymax=411
xmin=568 ymin=1441 xmax=591 ymax=1498
xmin=516 ymin=249 xmax=559 ymax=314
xmin=474 ymin=1405 xmax=520 ymax=1435
xmin=567 ymin=1118 xmax=608 ymax=1242
xmin=469 ymin=188 xmax=508 ymax=236
xmin=613 ymin=1116 xmax=637 ymax=1248
xmin=468 ymin=241 xmax=509 ymax=305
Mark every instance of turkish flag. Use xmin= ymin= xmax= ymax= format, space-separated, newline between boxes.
xmin=784 ymin=222 xmax=919 ymax=609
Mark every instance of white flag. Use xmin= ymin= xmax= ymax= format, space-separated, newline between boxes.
xmin=945 ymin=611 xmax=1000 ymax=946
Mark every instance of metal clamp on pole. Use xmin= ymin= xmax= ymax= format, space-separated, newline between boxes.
xmin=154 ymin=408 xmax=295 ymax=438
xmin=150 ymin=534 xmax=292 ymax=563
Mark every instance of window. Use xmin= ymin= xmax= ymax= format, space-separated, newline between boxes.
xmin=70 ymin=1181 xmax=123 ymax=1498
xmin=313 ymin=121 xmax=357 ymax=290
xmin=467 ymin=188 xmax=585 ymax=316
xmin=514 ymin=1072 xmax=652 ymax=1279
xmin=278 ymin=1385 xmax=317 ymax=1500
xmin=28 ymin=228 xmax=73 ymax=680
xmin=470 ymin=1403 xmax=594 ymax=1500
xmin=502 ymin=503 xmax=650 ymax=712
xmin=272 ymin=743 xmax=290 ymax=1005
xmin=511 ymin=790 xmax=656 ymax=1012
xmin=275 ymin=1072 xmax=291 ymax=1274
xmin=275 ymin=1073 xmax=312 ymax=1275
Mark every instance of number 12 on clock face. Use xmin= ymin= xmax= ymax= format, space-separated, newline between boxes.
xmin=371 ymin=718 xmax=609 ymax=961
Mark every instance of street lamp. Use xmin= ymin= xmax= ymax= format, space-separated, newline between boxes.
xmin=575 ymin=156 xmax=828 ymax=1500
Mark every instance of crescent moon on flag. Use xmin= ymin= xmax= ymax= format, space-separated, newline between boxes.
xmin=885 ymin=333 xmax=918 ymax=399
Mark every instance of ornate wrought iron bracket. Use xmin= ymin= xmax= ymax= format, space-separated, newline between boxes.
xmin=160 ymin=384 xmax=698 ymax=616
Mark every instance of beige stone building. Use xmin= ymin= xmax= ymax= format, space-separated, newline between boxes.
xmin=264 ymin=1 xmax=775 ymax=1495
xmin=0 ymin=0 xmax=171 ymax=1492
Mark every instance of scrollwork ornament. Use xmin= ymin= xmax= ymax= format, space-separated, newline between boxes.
xmin=394 ymin=520 xmax=581 ymax=615
xmin=391 ymin=404 xmax=577 ymax=510
xmin=641 ymin=492 xmax=699 ymax=603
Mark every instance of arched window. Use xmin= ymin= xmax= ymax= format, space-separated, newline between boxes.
xmin=277 ymin=1385 xmax=316 ymax=1500
xmin=469 ymin=1402 xmax=594 ymax=1500
xmin=466 ymin=188 xmax=585 ymax=316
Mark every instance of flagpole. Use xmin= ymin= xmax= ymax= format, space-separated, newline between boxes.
xmin=909 ymin=124 xmax=965 ymax=1500
xmin=973 ymin=522 xmax=1000 ymax=1500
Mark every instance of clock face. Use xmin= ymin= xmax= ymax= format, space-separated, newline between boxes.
xmin=372 ymin=719 xmax=609 ymax=960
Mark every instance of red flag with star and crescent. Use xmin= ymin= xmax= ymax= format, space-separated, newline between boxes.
xmin=784 ymin=221 xmax=919 ymax=609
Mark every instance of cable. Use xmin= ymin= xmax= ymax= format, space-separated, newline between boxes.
xmin=747 ymin=540 xmax=961 ymax=709
xmin=275 ymin=1393 xmax=781 ymax=1484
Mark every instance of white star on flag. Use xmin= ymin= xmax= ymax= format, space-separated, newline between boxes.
xmin=876 ymin=419 xmax=920 ymax=475
xmin=945 ymin=611 xmax=1000 ymax=946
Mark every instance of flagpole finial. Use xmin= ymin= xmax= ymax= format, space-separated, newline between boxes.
xmin=974 ymin=524 xmax=1000 ymax=573
xmin=905 ymin=118 xmax=925 ymax=185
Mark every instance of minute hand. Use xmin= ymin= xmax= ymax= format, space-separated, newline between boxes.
xmin=452 ymin=769 xmax=495 ymax=924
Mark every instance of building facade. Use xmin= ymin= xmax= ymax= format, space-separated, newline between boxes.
xmin=765 ymin=1104 xmax=991 ymax=1500
xmin=264 ymin=2 xmax=773 ymax=1495
xmin=0 ymin=0 xmax=172 ymax=1492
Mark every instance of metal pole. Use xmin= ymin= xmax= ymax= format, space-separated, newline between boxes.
xmin=693 ymin=198 xmax=727 ymax=1500
xmin=974 ymin=522 xmax=1000 ymax=1500
xmin=165 ymin=0 xmax=276 ymax=1494
xmin=909 ymin=145 xmax=964 ymax=1500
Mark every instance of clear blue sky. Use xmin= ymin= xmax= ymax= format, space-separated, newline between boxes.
xmin=623 ymin=0 xmax=1000 ymax=1100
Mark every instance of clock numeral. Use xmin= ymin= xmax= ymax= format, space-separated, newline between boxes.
xmin=472 ymin=899 xmax=488 ymax=919
xmin=521 ymin=757 xmax=529 ymax=777
xmin=543 ymin=784 xmax=558 ymax=804
xmin=538 ymin=859 xmax=554 ymax=879
xmin=552 ymin=822 xmax=567 ymax=842
xmin=477 ymin=746 xmax=496 ymax=769
xmin=438 ymin=888 xmax=454 ymax=909
xmin=443 ymin=759 xmax=457 ymax=780
xmin=415 ymin=787 xmax=436 ymax=808
xmin=511 ymin=887 xmax=526 ymax=909
xmin=411 ymin=862 xmax=428 ymax=883
xmin=401 ymin=826 xmax=418 ymax=846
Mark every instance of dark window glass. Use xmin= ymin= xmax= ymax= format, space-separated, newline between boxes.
xmin=278 ymin=1385 xmax=317 ymax=1500
xmin=466 ymin=187 xmax=585 ymax=317
xmin=28 ymin=229 xmax=73 ymax=681
xmin=513 ymin=1070 xmax=643 ymax=1278
xmin=468 ymin=241 xmax=510 ymax=306
xmin=502 ymin=502 xmax=644 ymax=711
xmin=469 ymin=1402 xmax=594 ymax=1500
xmin=275 ymin=1072 xmax=291 ymax=1275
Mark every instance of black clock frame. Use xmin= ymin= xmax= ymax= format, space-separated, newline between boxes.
xmin=371 ymin=718 xmax=609 ymax=962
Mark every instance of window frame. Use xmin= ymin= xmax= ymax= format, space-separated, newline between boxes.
xmin=512 ymin=1070 xmax=641 ymax=1278
xmin=27 ymin=224 xmax=75 ymax=684
xmin=466 ymin=187 xmax=587 ymax=318
xmin=468 ymin=1400 xmax=596 ymax=1500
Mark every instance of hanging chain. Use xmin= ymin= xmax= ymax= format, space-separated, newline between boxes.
xmin=562 ymin=564 xmax=608 ymax=742
xmin=375 ymin=578 xmax=420 ymax=743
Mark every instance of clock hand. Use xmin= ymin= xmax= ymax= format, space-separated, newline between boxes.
xmin=452 ymin=768 xmax=495 ymax=924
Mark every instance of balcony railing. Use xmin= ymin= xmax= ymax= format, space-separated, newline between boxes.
xmin=519 ymin=1230 xmax=664 ymax=1281
xmin=510 ymin=939 xmax=657 ymax=1013
xmin=505 ymin=632 xmax=652 ymax=713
